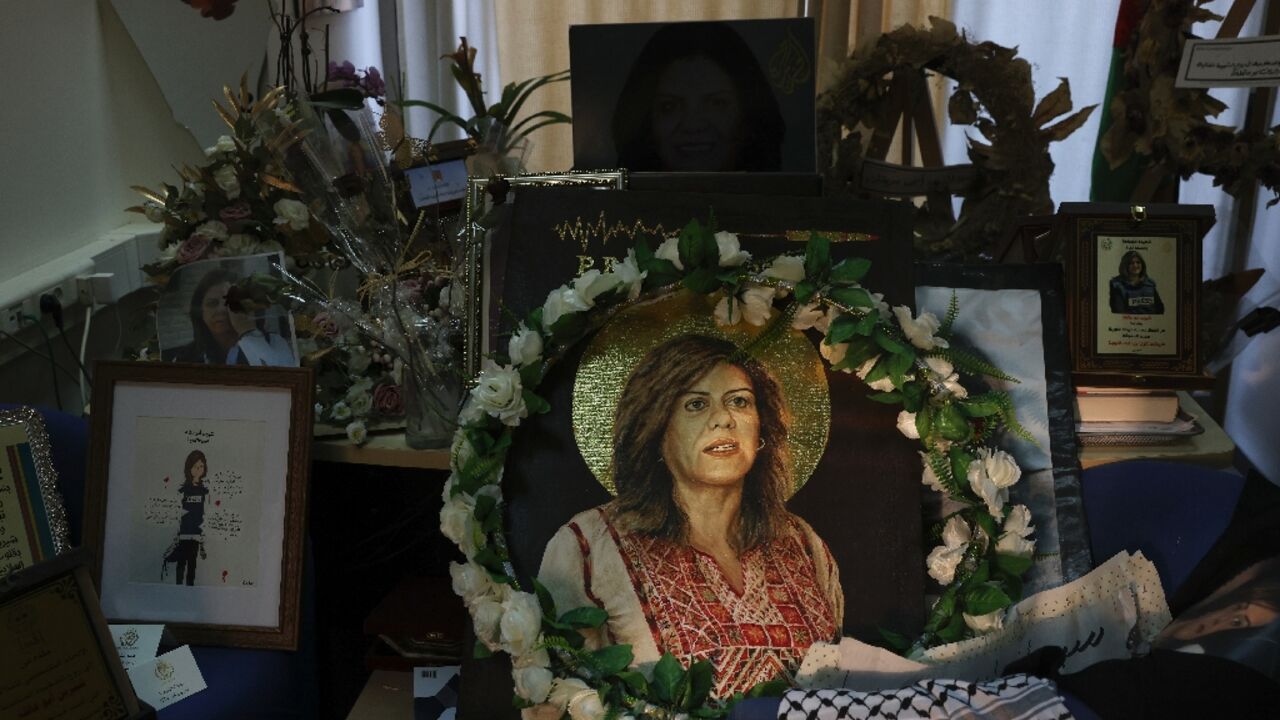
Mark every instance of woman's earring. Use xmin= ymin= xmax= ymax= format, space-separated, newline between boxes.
xmin=757 ymin=438 xmax=766 ymax=450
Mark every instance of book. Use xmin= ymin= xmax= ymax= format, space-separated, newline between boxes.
xmin=1075 ymin=388 xmax=1180 ymax=423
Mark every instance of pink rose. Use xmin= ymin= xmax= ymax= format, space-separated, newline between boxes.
xmin=398 ymin=277 xmax=423 ymax=304
xmin=219 ymin=201 xmax=253 ymax=224
xmin=312 ymin=311 xmax=342 ymax=337
xmin=176 ymin=233 xmax=213 ymax=264
xmin=372 ymin=383 xmax=403 ymax=417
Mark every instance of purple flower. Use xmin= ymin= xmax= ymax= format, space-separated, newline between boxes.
xmin=327 ymin=60 xmax=358 ymax=83
xmin=362 ymin=66 xmax=385 ymax=98
xmin=176 ymin=233 xmax=213 ymax=264
xmin=219 ymin=201 xmax=253 ymax=225
xmin=372 ymin=383 xmax=404 ymax=417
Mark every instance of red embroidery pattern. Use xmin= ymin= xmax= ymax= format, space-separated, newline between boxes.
xmin=604 ymin=512 xmax=837 ymax=697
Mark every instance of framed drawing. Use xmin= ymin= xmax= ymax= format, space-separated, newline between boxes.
xmin=1060 ymin=202 xmax=1214 ymax=387
xmin=85 ymin=362 xmax=313 ymax=649
xmin=461 ymin=171 xmax=629 ymax=377
xmin=1 ymin=548 xmax=152 ymax=719
xmin=0 ymin=406 xmax=71 ymax=575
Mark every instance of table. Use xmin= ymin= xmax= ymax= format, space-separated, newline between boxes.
xmin=313 ymin=430 xmax=451 ymax=469
xmin=1079 ymin=392 xmax=1235 ymax=469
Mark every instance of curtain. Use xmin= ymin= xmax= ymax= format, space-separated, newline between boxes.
xmin=394 ymin=0 xmax=500 ymax=141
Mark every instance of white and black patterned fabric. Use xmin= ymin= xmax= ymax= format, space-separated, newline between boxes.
xmin=778 ymin=673 xmax=1072 ymax=720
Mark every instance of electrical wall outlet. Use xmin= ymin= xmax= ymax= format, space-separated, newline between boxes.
xmin=2 ymin=304 xmax=23 ymax=335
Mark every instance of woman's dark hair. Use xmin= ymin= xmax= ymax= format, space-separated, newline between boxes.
xmin=183 ymin=449 xmax=208 ymax=486
xmin=1118 ymin=250 xmax=1149 ymax=282
xmin=188 ymin=267 xmax=238 ymax=362
xmin=611 ymin=22 xmax=785 ymax=171
xmin=609 ymin=334 xmax=790 ymax=551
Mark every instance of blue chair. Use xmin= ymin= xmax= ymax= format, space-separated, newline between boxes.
xmin=6 ymin=405 xmax=318 ymax=719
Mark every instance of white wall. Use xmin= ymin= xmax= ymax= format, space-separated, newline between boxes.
xmin=0 ymin=0 xmax=202 ymax=284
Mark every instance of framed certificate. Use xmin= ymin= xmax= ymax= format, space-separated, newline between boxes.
xmin=0 ymin=406 xmax=71 ymax=576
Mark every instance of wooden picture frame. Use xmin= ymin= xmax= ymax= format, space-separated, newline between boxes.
xmin=461 ymin=171 xmax=629 ymax=377
xmin=1061 ymin=202 xmax=1214 ymax=387
xmin=85 ymin=362 xmax=313 ymax=650
xmin=1 ymin=548 xmax=152 ymax=719
xmin=0 ymin=406 xmax=71 ymax=574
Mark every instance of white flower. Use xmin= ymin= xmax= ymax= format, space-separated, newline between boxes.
xmin=273 ymin=198 xmax=310 ymax=231
xmin=213 ymin=165 xmax=240 ymax=199
xmin=926 ymin=516 xmax=971 ymax=585
xmin=655 ymin=237 xmax=684 ymax=270
xmin=514 ymin=665 xmax=555 ymax=704
xmin=791 ymin=302 xmax=825 ymax=331
xmin=440 ymin=493 xmax=479 ymax=557
xmin=345 ymin=420 xmax=368 ymax=444
xmin=870 ymin=291 xmax=891 ymax=321
xmin=714 ymin=231 xmax=751 ymax=267
xmin=347 ymin=345 xmax=373 ymax=375
xmin=449 ymin=561 xmax=495 ymax=604
xmin=204 ymin=134 xmax=237 ymax=156
xmin=330 ymin=401 xmax=352 ymax=421
xmin=195 ymin=220 xmax=229 ymax=242
xmin=605 ymin=249 xmax=647 ymax=300
xmin=967 ymin=447 xmax=1022 ymax=520
xmin=219 ymin=233 xmax=260 ymax=256
xmin=996 ymin=505 xmax=1036 ymax=558
xmin=471 ymin=596 xmax=505 ymax=650
xmin=924 ymin=355 xmax=967 ymax=399
xmin=714 ymin=285 xmax=775 ymax=326
xmin=892 ymin=306 xmax=949 ymax=351
xmin=573 ymin=269 xmax=619 ymax=306
xmin=157 ymin=243 xmax=180 ymax=261
xmin=765 ymin=254 xmax=806 ymax=283
xmin=819 ymin=340 xmax=849 ymax=369
xmin=896 ymin=410 xmax=920 ymax=439
xmin=499 ymin=591 xmax=543 ymax=657
xmin=347 ymin=390 xmax=373 ymax=417
xmin=457 ymin=398 xmax=487 ymax=427
xmin=508 ymin=323 xmax=543 ymax=367
xmin=470 ymin=360 xmax=528 ymax=426
xmin=541 ymin=286 xmax=591 ymax=331
xmin=920 ymin=453 xmax=945 ymax=492
xmin=549 ymin=679 xmax=607 ymax=720
xmin=855 ymin=356 xmax=896 ymax=392
xmin=963 ymin=610 xmax=1005 ymax=634
xmin=143 ymin=203 xmax=166 ymax=223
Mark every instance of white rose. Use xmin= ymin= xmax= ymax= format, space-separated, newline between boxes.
xmin=500 ymin=591 xmax=544 ymax=657
xmin=220 ymin=233 xmax=260 ymax=256
xmin=515 ymin=647 xmax=551 ymax=670
xmin=765 ymin=254 xmax=806 ymax=283
xmin=330 ymin=401 xmax=352 ymax=421
xmin=440 ymin=493 xmax=479 ymax=556
xmin=892 ymin=306 xmax=949 ymax=351
xmin=273 ymin=198 xmax=311 ymax=231
xmin=713 ymin=285 xmax=774 ymax=326
xmin=870 ymin=291 xmax=891 ymax=321
xmin=967 ymin=447 xmax=1021 ymax=520
xmin=655 ymin=237 xmax=684 ymax=270
xmin=568 ymin=690 xmax=607 ymax=720
xmin=347 ymin=389 xmax=373 ymax=417
xmin=855 ymin=356 xmax=896 ymax=392
xmin=213 ymin=165 xmax=240 ymax=199
xmin=508 ymin=323 xmax=543 ymax=367
xmin=791 ymin=302 xmax=825 ymax=331
xmin=996 ymin=504 xmax=1036 ymax=558
xmin=896 ymin=410 xmax=920 ymax=439
xmin=204 ymin=134 xmax=237 ymax=156
xmin=941 ymin=515 xmax=971 ymax=549
xmin=605 ymin=249 xmax=647 ymax=300
xmin=457 ymin=398 xmax=487 ymax=427
xmin=714 ymin=231 xmax=751 ymax=267
xmin=549 ymin=678 xmax=591 ymax=711
xmin=471 ymin=596 xmax=505 ymax=650
xmin=963 ymin=609 xmax=1005 ymax=634
xmin=195 ymin=220 xmax=229 ymax=242
xmin=449 ymin=561 xmax=495 ymax=604
xmin=345 ymin=420 xmax=368 ymax=444
xmin=926 ymin=542 xmax=966 ymax=586
xmin=347 ymin=346 xmax=373 ymax=374
xmin=514 ymin=665 xmax=555 ymax=704
xmin=819 ymin=340 xmax=849 ymax=369
xmin=470 ymin=360 xmax=528 ymax=426
xmin=573 ymin=269 xmax=619 ymax=306
xmin=143 ymin=203 xmax=166 ymax=223
xmin=920 ymin=453 xmax=945 ymax=492
xmin=924 ymin=355 xmax=967 ymax=398
xmin=157 ymin=243 xmax=180 ymax=261
xmin=541 ymin=286 xmax=591 ymax=331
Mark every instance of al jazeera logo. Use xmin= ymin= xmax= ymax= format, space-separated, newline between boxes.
xmin=155 ymin=659 xmax=176 ymax=683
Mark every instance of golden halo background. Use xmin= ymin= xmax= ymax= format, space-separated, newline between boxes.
xmin=572 ymin=290 xmax=831 ymax=497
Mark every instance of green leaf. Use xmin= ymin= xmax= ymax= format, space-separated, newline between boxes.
xmin=935 ymin=608 xmax=966 ymax=643
xmin=677 ymin=219 xmax=718 ymax=270
xmin=830 ymin=257 xmax=872 ymax=285
xmin=915 ymin=405 xmax=934 ymax=439
xmin=682 ymin=268 xmax=721 ymax=294
xmin=995 ymin=553 xmax=1034 ymax=577
xmin=925 ymin=590 xmax=957 ymax=632
xmin=616 ymin=670 xmax=649 ymax=695
xmin=872 ymin=325 xmax=909 ymax=354
xmin=964 ymin=558 xmax=990 ymax=588
xmin=832 ymin=336 xmax=879 ymax=373
xmin=936 ymin=403 xmax=972 ymax=442
xmin=959 ymin=397 xmax=1001 ymax=418
xmin=804 ymin=233 xmax=831 ymax=282
xmin=883 ymin=350 xmax=916 ymax=388
xmin=901 ymin=380 xmax=925 ymax=413
xmin=522 ymin=389 xmax=551 ymax=415
xmin=825 ymin=314 xmax=861 ymax=345
xmin=999 ymin=568 xmax=1025 ymax=602
xmin=310 ymin=87 xmax=369 ymax=109
xmin=473 ymin=492 xmax=498 ymax=524
xmin=686 ymin=660 xmax=715 ymax=709
xmin=854 ymin=311 xmax=880 ymax=336
xmin=591 ymin=644 xmax=635 ymax=676
xmin=794 ymin=280 xmax=817 ymax=304
xmin=868 ymin=391 xmax=903 ymax=404
xmin=964 ymin=584 xmax=1012 ymax=615
xmin=517 ymin=361 xmax=544 ymax=389
xmin=948 ymin=447 xmax=974 ymax=489
xmin=746 ymin=678 xmax=790 ymax=698
xmin=652 ymin=653 xmax=684 ymax=704
xmin=532 ymin=578 xmax=556 ymax=619
xmin=473 ymin=640 xmax=493 ymax=659
xmin=877 ymin=627 xmax=912 ymax=652
xmin=828 ymin=286 xmax=874 ymax=309
xmin=548 ymin=310 xmax=586 ymax=340
xmin=559 ymin=606 xmax=609 ymax=629
xmin=973 ymin=512 xmax=998 ymax=541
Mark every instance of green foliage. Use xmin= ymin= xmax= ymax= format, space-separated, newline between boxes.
xmin=939 ymin=290 xmax=960 ymax=337
xmin=936 ymin=402 xmax=973 ymax=442
xmin=830 ymin=257 xmax=872 ymax=285
xmin=945 ymin=345 xmax=1019 ymax=382
xmin=963 ymin=583 xmax=1012 ymax=615
xmin=804 ymin=233 xmax=831 ymax=283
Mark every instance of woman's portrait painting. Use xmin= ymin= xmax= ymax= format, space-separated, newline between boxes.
xmin=569 ymin=18 xmax=816 ymax=173
xmin=157 ymin=252 xmax=298 ymax=367
xmin=1094 ymin=235 xmax=1178 ymax=356
xmin=128 ymin=415 xmax=265 ymax=588
xmin=501 ymin=291 xmax=922 ymax=699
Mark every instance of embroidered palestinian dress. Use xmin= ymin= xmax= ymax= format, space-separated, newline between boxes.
xmin=539 ymin=506 xmax=843 ymax=697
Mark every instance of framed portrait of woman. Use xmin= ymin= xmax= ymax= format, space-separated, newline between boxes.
xmin=84 ymin=362 xmax=313 ymax=649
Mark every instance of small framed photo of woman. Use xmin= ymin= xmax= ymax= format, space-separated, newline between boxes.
xmin=1061 ymin=202 xmax=1214 ymax=387
xmin=84 ymin=361 xmax=313 ymax=649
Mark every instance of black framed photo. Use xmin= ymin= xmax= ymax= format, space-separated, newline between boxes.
xmin=569 ymin=18 xmax=816 ymax=173
xmin=1060 ymin=203 xmax=1214 ymax=387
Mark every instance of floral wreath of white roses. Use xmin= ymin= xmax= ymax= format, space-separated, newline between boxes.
xmin=441 ymin=219 xmax=1037 ymax=719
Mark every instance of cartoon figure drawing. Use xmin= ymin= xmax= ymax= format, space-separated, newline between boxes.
xmin=164 ymin=450 xmax=209 ymax=585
